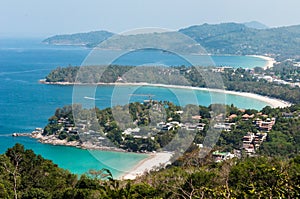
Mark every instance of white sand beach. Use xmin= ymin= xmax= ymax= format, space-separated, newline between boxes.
xmin=206 ymin=87 xmax=291 ymax=108
xmin=120 ymin=152 xmax=173 ymax=180
xmin=40 ymin=80 xmax=292 ymax=180
xmin=248 ymin=55 xmax=276 ymax=69
xmin=108 ymin=83 xmax=291 ymax=108
xmin=117 ymin=84 xmax=290 ymax=180
xmin=41 ymin=79 xmax=292 ymax=108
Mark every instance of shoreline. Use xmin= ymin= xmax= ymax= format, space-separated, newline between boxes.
xmin=120 ymin=152 xmax=173 ymax=180
xmin=30 ymin=133 xmax=126 ymax=152
xmin=247 ymin=55 xmax=276 ymax=69
xmin=40 ymin=80 xmax=291 ymax=108
xmin=23 ymin=131 xmax=173 ymax=180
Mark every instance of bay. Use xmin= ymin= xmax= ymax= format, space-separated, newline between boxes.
xmin=0 ymin=38 xmax=269 ymax=176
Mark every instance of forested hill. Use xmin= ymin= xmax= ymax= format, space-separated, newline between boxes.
xmin=243 ymin=21 xmax=269 ymax=29
xmin=179 ymin=23 xmax=300 ymax=59
xmin=42 ymin=30 xmax=114 ymax=47
xmin=43 ymin=22 xmax=300 ymax=59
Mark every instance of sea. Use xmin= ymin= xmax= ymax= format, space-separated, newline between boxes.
xmin=0 ymin=38 xmax=269 ymax=177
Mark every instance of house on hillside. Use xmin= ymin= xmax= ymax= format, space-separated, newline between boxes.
xmin=212 ymin=151 xmax=235 ymax=162
xmin=242 ymin=114 xmax=254 ymax=121
xmin=256 ymin=118 xmax=276 ymax=132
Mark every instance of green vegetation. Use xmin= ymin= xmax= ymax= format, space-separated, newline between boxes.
xmin=43 ymin=102 xmax=211 ymax=153
xmin=179 ymin=23 xmax=300 ymax=59
xmin=1 ymin=143 xmax=300 ymax=198
xmin=45 ymin=66 xmax=79 ymax=83
xmin=0 ymin=144 xmax=76 ymax=198
xmin=259 ymin=104 xmax=300 ymax=157
xmin=217 ymin=104 xmax=300 ymax=157
xmin=264 ymin=60 xmax=300 ymax=82
xmin=42 ymin=31 xmax=114 ymax=46
xmin=38 ymin=58 xmax=300 ymax=197
xmin=178 ymin=65 xmax=300 ymax=104
xmin=45 ymin=65 xmax=133 ymax=83
xmin=43 ymin=100 xmax=300 ymax=158
xmin=45 ymin=64 xmax=300 ymax=104
xmin=243 ymin=21 xmax=269 ymax=29
xmin=17 ymin=21 xmax=300 ymax=198
xmin=10 ymin=71 xmax=300 ymax=198
xmin=43 ymin=22 xmax=300 ymax=59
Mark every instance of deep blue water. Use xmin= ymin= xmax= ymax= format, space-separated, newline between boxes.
xmin=0 ymin=38 xmax=269 ymax=176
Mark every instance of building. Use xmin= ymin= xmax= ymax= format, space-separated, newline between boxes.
xmin=242 ymin=114 xmax=254 ymax=121
xmin=213 ymin=123 xmax=235 ymax=132
xmin=256 ymin=118 xmax=276 ymax=132
xmin=228 ymin=114 xmax=238 ymax=121
xmin=242 ymin=132 xmax=256 ymax=154
xmin=212 ymin=151 xmax=235 ymax=162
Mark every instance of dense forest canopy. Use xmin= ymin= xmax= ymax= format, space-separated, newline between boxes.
xmin=1 ymin=143 xmax=300 ymax=198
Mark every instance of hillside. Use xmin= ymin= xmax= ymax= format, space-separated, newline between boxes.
xmin=42 ymin=30 xmax=114 ymax=46
xmin=179 ymin=23 xmax=300 ymax=59
xmin=43 ymin=22 xmax=300 ymax=59
xmin=4 ymin=101 xmax=300 ymax=198
xmin=243 ymin=21 xmax=269 ymax=29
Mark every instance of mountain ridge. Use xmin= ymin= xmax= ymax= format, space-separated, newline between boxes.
xmin=42 ymin=30 xmax=114 ymax=46
xmin=43 ymin=22 xmax=300 ymax=59
xmin=243 ymin=21 xmax=269 ymax=29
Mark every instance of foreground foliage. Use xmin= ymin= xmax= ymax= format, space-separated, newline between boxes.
xmin=1 ymin=144 xmax=300 ymax=198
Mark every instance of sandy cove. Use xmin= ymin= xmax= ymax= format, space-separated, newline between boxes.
xmin=133 ymin=83 xmax=291 ymax=108
xmin=120 ymin=152 xmax=173 ymax=180
xmin=247 ymin=55 xmax=276 ymax=69
xmin=32 ymin=132 xmax=174 ymax=180
xmin=38 ymin=79 xmax=292 ymax=180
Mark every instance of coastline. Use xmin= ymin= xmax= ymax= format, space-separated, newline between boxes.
xmin=26 ymin=131 xmax=173 ymax=180
xmin=248 ymin=55 xmax=276 ymax=69
xmin=30 ymin=132 xmax=126 ymax=152
xmin=35 ymin=78 xmax=291 ymax=179
xmin=120 ymin=152 xmax=173 ymax=180
xmin=40 ymin=80 xmax=291 ymax=108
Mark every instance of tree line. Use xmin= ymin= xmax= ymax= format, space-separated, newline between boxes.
xmin=1 ymin=143 xmax=300 ymax=198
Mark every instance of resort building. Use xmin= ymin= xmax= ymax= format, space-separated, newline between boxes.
xmin=212 ymin=151 xmax=235 ymax=162
xmin=213 ymin=122 xmax=235 ymax=132
xmin=255 ymin=117 xmax=276 ymax=132
xmin=242 ymin=114 xmax=255 ymax=121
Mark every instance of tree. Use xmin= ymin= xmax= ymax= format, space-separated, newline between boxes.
xmin=5 ymin=144 xmax=23 ymax=199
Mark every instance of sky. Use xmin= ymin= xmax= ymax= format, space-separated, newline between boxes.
xmin=1 ymin=0 xmax=299 ymax=38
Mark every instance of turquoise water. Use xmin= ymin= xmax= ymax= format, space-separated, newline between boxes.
xmin=0 ymin=38 xmax=269 ymax=176
xmin=1 ymin=136 xmax=147 ymax=178
xmin=72 ymin=85 xmax=269 ymax=110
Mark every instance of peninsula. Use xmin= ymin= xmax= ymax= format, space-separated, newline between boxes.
xmin=41 ymin=64 xmax=297 ymax=105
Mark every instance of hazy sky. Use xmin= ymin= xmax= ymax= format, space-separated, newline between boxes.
xmin=1 ymin=0 xmax=299 ymax=37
